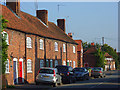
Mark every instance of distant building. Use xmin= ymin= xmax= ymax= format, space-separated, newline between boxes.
xmin=1 ymin=0 xmax=78 ymax=85
xmin=74 ymin=40 xmax=83 ymax=67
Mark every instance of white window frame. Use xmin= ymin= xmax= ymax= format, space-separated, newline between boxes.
xmin=26 ymin=37 xmax=32 ymax=48
xmin=63 ymin=61 xmax=66 ymax=65
xmin=5 ymin=59 xmax=10 ymax=73
xmin=55 ymin=60 xmax=58 ymax=67
xmin=55 ymin=42 xmax=58 ymax=51
xmin=73 ymin=61 xmax=76 ymax=68
xmin=40 ymin=60 xmax=44 ymax=68
xmin=73 ymin=46 xmax=76 ymax=53
xmin=2 ymin=31 xmax=9 ymax=45
xmin=40 ymin=39 xmax=44 ymax=50
xmin=27 ymin=59 xmax=32 ymax=73
xmin=63 ymin=44 xmax=66 ymax=52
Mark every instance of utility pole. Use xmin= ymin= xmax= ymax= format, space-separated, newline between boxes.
xmin=102 ymin=37 xmax=104 ymax=45
xmin=35 ymin=0 xmax=38 ymax=10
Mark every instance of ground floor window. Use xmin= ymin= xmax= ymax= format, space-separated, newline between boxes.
xmin=70 ymin=60 xmax=72 ymax=66
xmin=40 ymin=60 xmax=44 ymax=68
xmin=55 ymin=60 xmax=58 ymax=67
xmin=5 ymin=59 xmax=9 ymax=73
xmin=46 ymin=59 xmax=49 ymax=67
xmin=63 ymin=61 xmax=66 ymax=65
xmin=50 ymin=59 xmax=53 ymax=68
xmin=27 ymin=59 xmax=32 ymax=73
xmin=73 ymin=61 xmax=76 ymax=68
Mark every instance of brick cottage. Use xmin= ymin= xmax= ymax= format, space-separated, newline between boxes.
xmin=1 ymin=0 xmax=78 ymax=85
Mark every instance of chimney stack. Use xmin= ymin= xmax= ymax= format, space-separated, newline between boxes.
xmin=6 ymin=0 xmax=20 ymax=16
xmin=68 ymin=33 xmax=72 ymax=38
xmin=91 ymin=42 xmax=94 ymax=46
xmin=57 ymin=19 xmax=65 ymax=32
xmin=36 ymin=10 xmax=48 ymax=26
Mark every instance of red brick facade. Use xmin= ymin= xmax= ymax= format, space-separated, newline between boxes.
xmin=2 ymin=2 xmax=78 ymax=85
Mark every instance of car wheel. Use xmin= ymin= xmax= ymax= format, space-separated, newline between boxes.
xmin=100 ymin=75 xmax=103 ymax=78
xmin=36 ymin=82 xmax=39 ymax=85
xmin=53 ymin=82 xmax=57 ymax=87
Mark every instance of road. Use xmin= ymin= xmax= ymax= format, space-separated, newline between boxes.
xmin=7 ymin=70 xmax=120 ymax=90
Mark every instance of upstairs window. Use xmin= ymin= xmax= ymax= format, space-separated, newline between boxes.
xmin=55 ymin=60 xmax=58 ymax=67
xmin=50 ymin=59 xmax=53 ymax=68
xmin=40 ymin=39 xmax=44 ymax=50
xmin=26 ymin=37 xmax=32 ymax=48
xmin=73 ymin=46 xmax=75 ymax=53
xmin=73 ymin=61 xmax=76 ymax=68
xmin=2 ymin=31 xmax=9 ymax=45
xmin=54 ymin=42 xmax=58 ymax=51
xmin=5 ymin=59 xmax=9 ymax=73
xmin=27 ymin=59 xmax=32 ymax=73
xmin=63 ymin=44 xmax=66 ymax=52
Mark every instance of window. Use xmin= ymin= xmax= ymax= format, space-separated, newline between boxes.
xmin=73 ymin=61 xmax=76 ymax=68
xmin=50 ymin=59 xmax=53 ymax=68
xmin=63 ymin=44 xmax=66 ymax=52
xmin=70 ymin=60 xmax=72 ymax=66
xmin=73 ymin=46 xmax=75 ymax=53
xmin=5 ymin=59 xmax=9 ymax=73
xmin=2 ymin=31 xmax=9 ymax=45
xmin=54 ymin=42 xmax=58 ymax=51
xmin=27 ymin=59 xmax=32 ymax=73
xmin=40 ymin=60 xmax=44 ymax=68
xmin=63 ymin=61 xmax=66 ymax=65
xmin=46 ymin=59 xmax=49 ymax=67
xmin=40 ymin=39 xmax=44 ymax=50
xmin=55 ymin=60 xmax=58 ymax=67
xmin=26 ymin=37 xmax=32 ymax=48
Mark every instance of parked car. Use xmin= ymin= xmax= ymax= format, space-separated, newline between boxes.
xmin=55 ymin=65 xmax=76 ymax=84
xmin=36 ymin=67 xmax=62 ymax=87
xmin=91 ymin=67 xmax=106 ymax=78
xmin=73 ymin=67 xmax=89 ymax=81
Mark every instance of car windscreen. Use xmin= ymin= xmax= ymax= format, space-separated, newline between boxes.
xmin=74 ymin=68 xmax=84 ymax=72
xmin=56 ymin=66 xmax=68 ymax=72
xmin=92 ymin=68 xmax=102 ymax=71
xmin=39 ymin=69 xmax=54 ymax=74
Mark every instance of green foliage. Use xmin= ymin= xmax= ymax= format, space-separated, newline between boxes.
xmin=94 ymin=48 xmax=105 ymax=68
xmin=102 ymin=44 xmax=119 ymax=69
xmin=0 ymin=16 xmax=8 ymax=74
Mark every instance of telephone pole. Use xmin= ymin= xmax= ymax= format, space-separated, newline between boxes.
xmin=102 ymin=37 xmax=104 ymax=45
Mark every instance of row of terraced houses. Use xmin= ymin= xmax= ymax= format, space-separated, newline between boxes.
xmin=1 ymin=0 xmax=115 ymax=85
xmin=1 ymin=0 xmax=83 ymax=85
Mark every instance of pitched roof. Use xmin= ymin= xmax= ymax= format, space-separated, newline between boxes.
xmin=1 ymin=4 xmax=78 ymax=45
xmin=104 ymin=53 xmax=112 ymax=58
xmin=84 ymin=47 xmax=97 ymax=54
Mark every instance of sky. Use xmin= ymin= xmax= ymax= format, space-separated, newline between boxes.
xmin=1 ymin=0 xmax=119 ymax=51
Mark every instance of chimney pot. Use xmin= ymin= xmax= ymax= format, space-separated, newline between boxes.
xmin=91 ymin=43 xmax=94 ymax=46
xmin=6 ymin=0 xmax=20 ymax=16
xmin=57 ymin=19 xmax=65 ymax=32
xmin=36 ymin=10 xmax=48 ymax=26
xmin=68 ymin=33 xmax=72 ymax=38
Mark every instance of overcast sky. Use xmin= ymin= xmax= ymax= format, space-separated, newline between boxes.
xmin=1 ymin=0 xmax=119 ymax=51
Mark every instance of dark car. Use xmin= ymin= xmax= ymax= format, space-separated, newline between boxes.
xmin=55 ymin=65 xmax=76 ymax=84
xmin=91 ymin=67 xmax=106 ymax=78
xmin=73 ymin=67 xmax=89 ymax=81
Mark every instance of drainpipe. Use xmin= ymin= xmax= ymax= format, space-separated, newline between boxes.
xmin=25 ymin=33 xmax=27 ymax=83
xmin=66 ymin=43 xmax=67 ymax=65
xmin=44 ymin=38 xmax=46 ymax=67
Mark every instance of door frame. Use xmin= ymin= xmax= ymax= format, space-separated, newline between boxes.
xmin=19 ymin=58 xmax=24 ymax=83
xmin=13 ymin=58 xmax=18 ymax=84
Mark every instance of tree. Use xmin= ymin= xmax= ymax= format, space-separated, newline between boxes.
xmin=0 ymin=16 xmax=8 ymax=74
xmin=102 ymin=44 xmax=119 ymax=69
xmin=94 ymin=48 xmax=105 ymax=68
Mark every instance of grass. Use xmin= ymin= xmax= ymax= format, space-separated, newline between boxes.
xmin=7 ymin=85 xmax=15 ymax=88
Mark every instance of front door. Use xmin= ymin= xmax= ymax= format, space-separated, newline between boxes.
xmin=13 ymin=61 xmax=17 ymax=84
xmin=19 ymin=61 xmax=22 ymax=83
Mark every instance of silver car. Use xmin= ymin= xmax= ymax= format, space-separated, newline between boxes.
xmin=36 ymin=67 xmax=62 ymax=87
xmin=91 ymin=67 xmax=106 ymax=78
